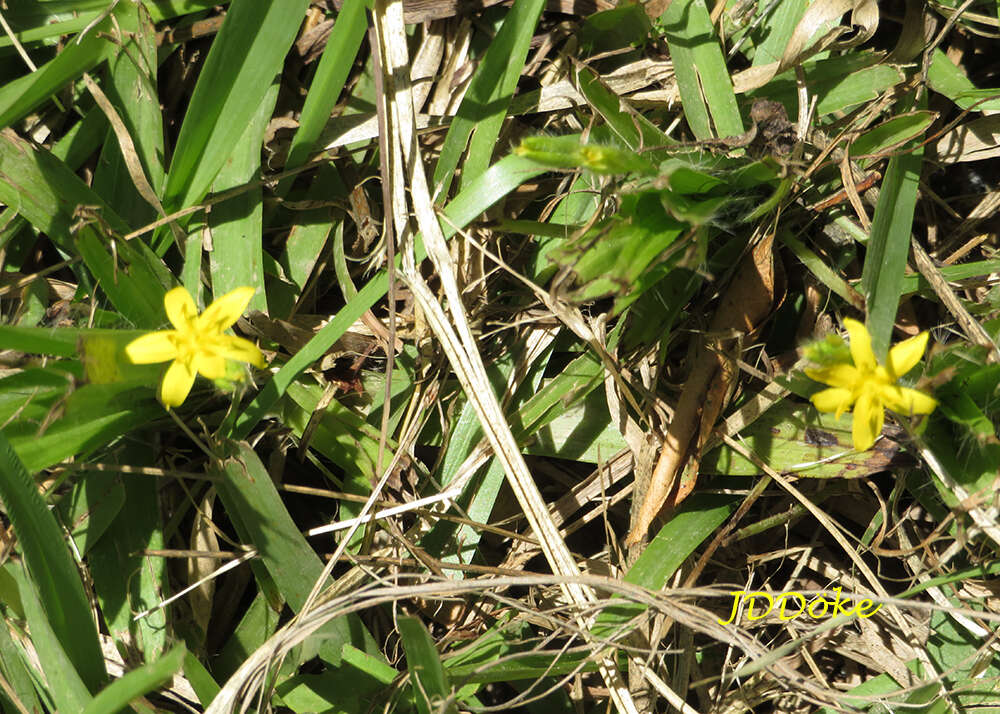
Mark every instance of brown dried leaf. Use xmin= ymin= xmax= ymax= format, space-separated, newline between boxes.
xmin=626 ymin=235 xmax=783 ymax=545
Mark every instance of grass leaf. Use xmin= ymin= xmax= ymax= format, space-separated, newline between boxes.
xmin=162 ymin=0 xmax=311 ymax=210
xmin=0 ymin=432 xmax=106 ymax=692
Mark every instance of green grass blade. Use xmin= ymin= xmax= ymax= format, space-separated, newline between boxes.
xmin=928 ymin=48 xmax=1000 ymax=112
xmin=0 ymin=128 xmax=129 ymax=246
xmin=660 ymin=0 xmax=743 ymax=139
xmin=162 ymin=0 xmax=311 ymax=210
xmin=88 ymin=447 xmax=168 ymax=662
xmin=0 ymin=432 xmax=106 ymax=692
xmin=15 ymin=565 xmax=92 ymax=712
xmin=0 ymin=13 xmax=120 ymax=130
xmin=75 ymin=229 xmax=164 ymax=327
xmin=398 ymin=616 xmax=456 ymax=714
xmin=0 ymin=326 xmax=86 ymax=357
xmin=81 ymin=646 xmax=186 ymax=714
xmin=0 ymin=589 xmax=43 ymax=712
xmin=575 ymin=68 xmax=673 ymax=150
xmin=207 ymin=82 xmax=277 ymax=310
xmin=2 ymin=1 xmax=220 ymax=49
xmin=432 ymin=0 xmax=546 ymax=196
xmin=7 ymin=381 xmax=163 ymax=473
xmin=0 ymin=129 xmax=165 ymax=325
xmin=281 ymin=0 xmax=369 ymax=187
xmin=212 ymin=439 xmax=380 ymax=664
xmin=91 ymin=0 xmax=165 ymax=228
xmin=751 ymin=0 xmax=808 ymax=67
xmin=231 ymin=155 xmax=548 ymax=439
xmin=860 ymin=131 xmax=925 ymax=359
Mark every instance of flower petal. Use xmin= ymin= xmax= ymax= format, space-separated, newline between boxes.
xmin=844 ymin=318 xmax=877 ymax=371
xmin=216 ymin=335 xmax=267 ymax=368
xmin=193 ymin=354 xmax=227 ymax=380
xmin=198 ymin=287 xmax=256 ymax=333
xmin=810 ymin=387 xmax=854 ymax=415
xmin=164 ymin=286 xmax=198 ymax=330
xmin=887 ymin=331 xmax=929 ymax=379
xmin=851 ymin=391 xmax=884 ymax=451
xmin=805 ymin=364 xmax=861 ymax=389
xmin=159 ymin=359 xmax=196 ymax=407
xmin=125 ymin=331 xmax=178 ymax=364
xmin=882 ymin=385 xmax=937 ymax=416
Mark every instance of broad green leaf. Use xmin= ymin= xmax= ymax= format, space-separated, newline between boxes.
xmin=928 ymin=48 xmax=1000 ymax=111
xmin=208 ymin=81 xmax=277 ymax=310
xmin=214 ymin=593 xmax=281 ymax=683
xmin=6 ymin=381 xmax=162 ymax=473
xmin=0 ymin=433 xmax=106 ymax=692
xmin=759 ymin=56 xmax=903 ymax=117
xmin=700 ymin=399 xmax=919 ymax=478
xmin=850 ymin=111 xmax=937 ymax=159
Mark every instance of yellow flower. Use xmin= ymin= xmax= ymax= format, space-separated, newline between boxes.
xmin=125 ymin=286 xmax=266 ymax=407
xmin=806 ymin=318 xmax=937 ymax=451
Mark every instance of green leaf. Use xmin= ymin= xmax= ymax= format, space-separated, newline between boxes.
xmin=81 ymin=646 xmax=186 ymax=714
xmin=162 ymin=0 xmax=311 ymax=210
xmin=0 ymin=129 xmax=165 ymax=326
xmin=850 ymin=111 xmax=937 ymax=159
xmin=398 ymin=616 xmax=456 ymax=714
xmin=281 ymin=0 xmax=369 ymax=184
xmin=6 ymin=381 xmax=163 ymax=473
xmin=928 ymin=48 xmax=1000 ymax=112
xmin=590 ymin=494 xmax=737 ymax=637
xmin=0 ymin=432 xmax=106 ymax=692
xmin=0 ymin=598 xmax=43 ymax=712
xmin=700 ymin=399 xmax=918 ymax=478
xmin=1 ymin=1 xmax=220 ymax=49
xmin=15 ymin=565 xmax=93 ymax=712
xmin=91 ymin=0 xmax=164 ymax=228
xmin=860 ymin=118 xmax=925 ymax=359
xmin=208 ymin=81 xmax=277 ymax=311
xmin=212 ymin=440 xmax=381 ymax=664
xmin=575 ymin=67 xmax=673 ymax=151
xmin=660 ymin=0 xmax=743 ymax=140
xmin=88 ymin=447 xmax=168 ymax=662
xmin=433 ymin=0 xmax=546 ymax=196
xmin=0 ymin=9 xmax=124 ymax=130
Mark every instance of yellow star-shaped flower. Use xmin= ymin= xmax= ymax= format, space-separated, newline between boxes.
xmin=806 ymin=318 xmax=937 ymax=451
xmin=125 ymin=286 xmax=267 ymax=407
